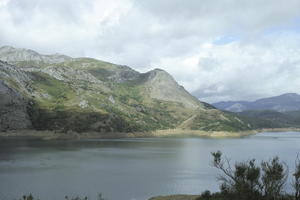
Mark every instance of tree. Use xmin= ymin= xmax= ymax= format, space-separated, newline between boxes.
xmin=211 ymin=151 xmax=262 ymax=200
xmin=200 ymin=190 xmax=211 ymax=200
xmin=211 ymin=151 xmax=289 ymax=200
xmin=294 ymin=155 xmax=300 ymax=200
xmin=21 ymin=194 xmax=34 ymax=200
xmin=261 ymin=157 xmax=288 ymax=200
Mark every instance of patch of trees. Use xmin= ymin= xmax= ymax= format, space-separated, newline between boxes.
xmin=198 ymin=151 xmax=300 ymax=200
xmin=20 ymin=193 xmax=105 ymax=200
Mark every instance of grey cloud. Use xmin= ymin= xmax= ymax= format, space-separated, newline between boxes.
xmin=0 ymin=0 xmax=300 ymax=102
xmin=134 ymin=0 xmax=300 ymax=33
xmin=7 ymin=0 xmax=91 ymax=24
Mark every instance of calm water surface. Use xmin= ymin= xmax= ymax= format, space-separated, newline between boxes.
xmin=0 ymin=132 xmax=300 ymax=200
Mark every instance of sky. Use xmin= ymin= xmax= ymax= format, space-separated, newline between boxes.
xmin=0 ymin=0 xmax=300 ymax=103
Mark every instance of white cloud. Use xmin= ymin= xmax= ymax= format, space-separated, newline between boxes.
xmin=0 ymin=0 xmax=132 ymax=55
xmin=0 ymin=0 xmax=300 ymax=102
xmin=174 ymin=33 xmax=300 ymax=103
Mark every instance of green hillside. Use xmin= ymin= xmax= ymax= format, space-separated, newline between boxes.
xmin=0 ymin=46 xmax=255 ymax=135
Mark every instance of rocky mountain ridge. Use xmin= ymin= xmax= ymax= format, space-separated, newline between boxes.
xmin=0 ymin=46 xmax=251 ymax=134
xmin=213 ymin=93 xmax=300 ymax=112
xmin=0 ymin=46 xmax=72 ymax=64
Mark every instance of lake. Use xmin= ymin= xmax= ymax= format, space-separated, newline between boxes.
xmin=0 ymin=132 xmax=300 ymax=200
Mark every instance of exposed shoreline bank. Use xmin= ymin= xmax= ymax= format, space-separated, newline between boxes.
xmin=0 ymin=128 xmax=299 ymax=140
xmin=148 ymin=194 xmax=200 ymax=200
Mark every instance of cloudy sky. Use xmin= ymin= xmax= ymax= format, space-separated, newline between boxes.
xmin=1 ymin=0 xmax=300 ymax=103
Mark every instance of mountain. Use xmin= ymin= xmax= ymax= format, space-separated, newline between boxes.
xmin=0 ymin=46 xmax=251 ymax=135
xmin=236 ymin=110 xmax=300 ymax=128
xmin=213 ymin=93 xmax=300 ymax=112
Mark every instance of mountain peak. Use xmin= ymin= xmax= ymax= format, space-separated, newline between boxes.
xmin=146 ymin=68 xmax=173 ymax=80
xmin=152 ymin=68 xmax=165 ymax=72
xmin=0 ymin=45 xmax=72 ymax=64
xmin=143 ymin=68 xmax=201 ymax=109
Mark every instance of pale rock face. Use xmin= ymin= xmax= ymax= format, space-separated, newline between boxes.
xmin=40 ymin=93 xmax=52 ymax=100
xmin=79 ymin=100 xmax=89 ymax=108
xmin=0 ymin=61 xmax=32 ymax=93
xmin=108 ymin=95 xmax=115 ymax=104
xmin=40 ymin=66 xmax=103 ymax=84
xmin=143 ymin=69 xmax=201 ymax=109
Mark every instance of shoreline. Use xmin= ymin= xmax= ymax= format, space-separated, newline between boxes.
xmin=0 ymin=128 xmax=299 ymax=140
xmin=148 ymin=194 xmax=200 ymax=200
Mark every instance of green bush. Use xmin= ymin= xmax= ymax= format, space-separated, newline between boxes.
xmin=207 ymin=151 xmax=299 ymax=200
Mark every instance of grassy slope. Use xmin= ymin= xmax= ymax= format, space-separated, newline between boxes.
xmin=5 ymin=58 xmax=253 ymax=134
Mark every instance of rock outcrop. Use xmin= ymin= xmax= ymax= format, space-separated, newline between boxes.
xmin=143 ymin=68 xmax=202 ymax=109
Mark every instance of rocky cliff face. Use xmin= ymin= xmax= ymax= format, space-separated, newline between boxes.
xmin=0 ymin=46 xmax=250 ymax=133
xmin=0 ymin=80 xmax=31 ymax=131
xmin=142 ymin=69 xmax=202 ymax=109
xmin=0 ymin=60 xmax=33 ymax=131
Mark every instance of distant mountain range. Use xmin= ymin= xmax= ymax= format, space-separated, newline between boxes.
xmin=213 ymin=93 xmax=300 ymax=129
xmin=213 ymin=93 xmax=300 ymax=112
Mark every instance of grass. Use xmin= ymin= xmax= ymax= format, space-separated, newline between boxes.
xmin=30 ymin=71 xmax=73 ymax=99
xmin=6 ymin=59 xmax=267 ymax=134
xmin=187 ymin=110 xmax=252 ymax=132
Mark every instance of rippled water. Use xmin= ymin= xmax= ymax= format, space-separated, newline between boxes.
xmin=0 ymin=132 xmax=299 ymax=200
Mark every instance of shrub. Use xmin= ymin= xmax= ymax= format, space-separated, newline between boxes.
xmin=211 ymin=151 xmax=292 ymax=200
